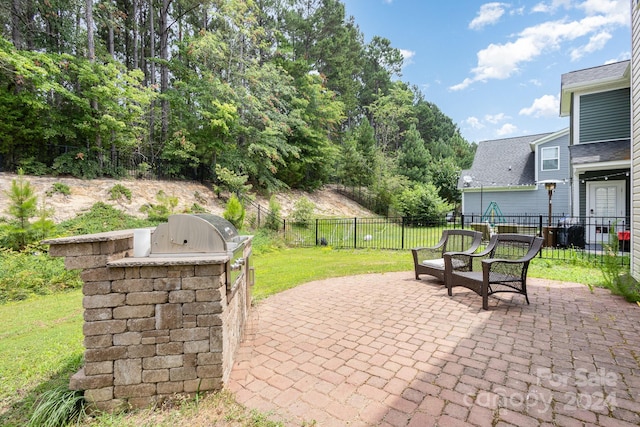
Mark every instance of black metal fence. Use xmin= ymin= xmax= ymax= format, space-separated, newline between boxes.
xmin=275 ymin=213 xmax=631 ymax=265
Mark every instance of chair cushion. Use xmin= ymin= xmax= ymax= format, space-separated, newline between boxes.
xmin=421 ymin=258 xmax=445 ymax=269
xmin=421 ymin=258 xmax=466 ymax=270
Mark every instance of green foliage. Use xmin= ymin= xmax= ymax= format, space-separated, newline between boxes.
xmin=17 ymin=158 xmax=49 ymax=176
xmin=0 ymin=247 xmax=82 ymax=303
xmin=51 ymin=152 xmax=100 ymax=179
xmin=58 ymin=202 xmax=154 ymax=236
xmin=396 ymin=124 xmax=432 ymax=183
xmin=223 ymin=194 xmax=246 ymax=229
xmin=290 ymin=197 xmax=316 ymax=228
xmin=215 ymin=164 xmax=252 ymax=196
xmin=431 ymin=157 xmax=462 ymax=205
xmin=140 ymin=191 xmax=179 ymax=222
xmin=0 ymin=171 xmax=49 ymax=250
xmin=189 ymin=203 xmax=208 ymax=214
xmin=108 ymin=184 xmax=132 ymax=203
xmin=395 ymin=183 xmax=452 ymax=224
xmin=265 ymin=196 xmax=282 ymax=231
xmin=46 ymin=183 xmax=71 ymax=197
xmin=28 ymin=386 xmax=85 ymax=427
xmin=597 ymin=229 xmax=640 ymax=302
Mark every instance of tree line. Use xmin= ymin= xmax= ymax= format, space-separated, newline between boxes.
xmin=0 ymin=0 xmax=475 ymax=218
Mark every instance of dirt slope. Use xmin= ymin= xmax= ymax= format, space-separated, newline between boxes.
xmin=0 ymin=173 xmax=374 ymax=223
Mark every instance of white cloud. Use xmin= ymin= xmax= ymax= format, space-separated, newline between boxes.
xmin=519 ymin=94 xmax=560 ymax=117
xmin=465 ymin=117 xmax=485 ymax=129
xmin=400 ymin=49 xmax=416 ymax=66
xmin=532 ymin=0 xmax=572 ymax=14
xmin=469 ymin=3 xmax=508 ymax=30
xmin=570 ymin=31 xmax=612 ymax=60
xmin=496 ymin=123 xmax=518 ymax=136
xmin=604 ymin=51 xmax=631 ymax=64
xmin=484 ymin=113 xmax=509 ymax=124
xmin=450 ymin=0 xmax=629 ymax=91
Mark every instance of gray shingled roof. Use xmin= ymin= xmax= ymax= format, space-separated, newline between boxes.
xmin=569 ymin=139 xmax=630 ymax=164
xmin=561 ymin=60 xmax=629 ymax=88
xmin=458 ymin=133 xmax=553 ymax=189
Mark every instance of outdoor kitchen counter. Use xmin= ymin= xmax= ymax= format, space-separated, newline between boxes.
xmin=108 ymin=254 xmax=230 ymax=267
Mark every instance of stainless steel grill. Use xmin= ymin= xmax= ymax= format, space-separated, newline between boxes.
xmin=149 ymin=214 xmax=250 ymax=286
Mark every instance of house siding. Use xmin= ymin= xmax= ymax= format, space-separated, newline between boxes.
xmin=579 ymin=88 xmax=631 ymax=143
xmin=632 ymin=0 xmax=640 ymax=280
xmin=537 ymin=134 xmax=570 ymax=183
xmin=463 ymin=186 xmax=570 ymax=218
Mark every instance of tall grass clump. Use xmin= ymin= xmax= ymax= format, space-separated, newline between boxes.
xmin=28 ymin=386 xmax=85 ymax=427
xmin=595 ymin=227 xmax=640 ymax=302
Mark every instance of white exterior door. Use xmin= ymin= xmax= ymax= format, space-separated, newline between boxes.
xmin=586 ymin=180 xmax=625 ymax=244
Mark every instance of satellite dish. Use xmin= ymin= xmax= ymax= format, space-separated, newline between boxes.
xmin=463 ymin=176 xmax=473 ymax=184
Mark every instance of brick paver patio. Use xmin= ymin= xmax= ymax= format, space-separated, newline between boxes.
xmin=227 ymin=272 xmax=640 ymax=426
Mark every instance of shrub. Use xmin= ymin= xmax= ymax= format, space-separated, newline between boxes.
xmin=264 ymin=196 xmax=282 ymax=231
xmin=58 ymin=202 xmax=153 ymax=235
xmin=46 ymin=183 xmax=71 ymax=197
xmin=290 ymin=197 xmax=315 ymax=228
xmin=394 ymin=183 xmax=452 ymax=225
xmin=108 ymin=184 xmax=132 ymax=203
xmin=189 ymin=203 xmax=208 ymax=214
xmin=0 ymin=246 xmax=82 ymax=303
xmin=223 ymin=194 xmax=245 ymax=229
xmin=17 ymin=157 xmax=49 ymax=176
xmin=51 ymin=152 xmax=100 ymax=179
xmin=597 ymin=227 xmax=640 ymax=302
xmin=140 ymin=190 xmax=178 ymax=222
xmin=137 ymin=161 xmax=152 ymax=178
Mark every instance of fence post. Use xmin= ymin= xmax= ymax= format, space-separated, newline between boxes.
xmin=315 ymin=218 xmax=319 ymax=246
xmin=461 ymin=214 xmax=465 ymax=229
xmin=538 ymin=215 xmax=543 ymax=237
xmin=401 ymin=217 xmax=405 ymax=249
xmin=257 ymin=205 xmax=261 ymax=228
xmin=353 ymin=217 xmax=357 ymax=249
xmin=282 ymin=219 xmax=286 ymax=243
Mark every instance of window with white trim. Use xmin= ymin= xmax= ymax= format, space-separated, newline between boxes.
xmin=541 ymin=146 xmax=559 ymax=171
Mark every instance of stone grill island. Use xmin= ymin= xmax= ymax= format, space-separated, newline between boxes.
xmin=44 ymin=214 xmax=253 ymax=412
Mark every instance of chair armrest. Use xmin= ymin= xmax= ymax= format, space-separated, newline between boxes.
xmin=481 ymin=257 xmax=531 ymax=280
xmin=444 ymin=252 xmax=474 ymax=272
xmin=412 ymin=246 xmax=443 ymax=261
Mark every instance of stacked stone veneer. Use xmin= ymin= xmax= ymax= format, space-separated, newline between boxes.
xmin=45 ymin=229 xmax=252 ymax=412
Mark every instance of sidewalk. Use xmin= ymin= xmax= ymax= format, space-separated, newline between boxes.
xmin=227 ymin=272 xmax=640 ymax=426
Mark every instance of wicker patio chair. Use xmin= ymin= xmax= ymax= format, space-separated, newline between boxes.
xmin=411 ymin=229 xmax=482 ymax=282
xmin=444 ymin=233 xmax=543 ymax=310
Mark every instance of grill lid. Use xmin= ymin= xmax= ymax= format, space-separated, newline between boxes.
xmin=150 ymin=214 xmax=240 ymax=255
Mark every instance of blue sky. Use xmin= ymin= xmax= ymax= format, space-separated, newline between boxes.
xmin=341 ymin=0 xmax=631 ymax=143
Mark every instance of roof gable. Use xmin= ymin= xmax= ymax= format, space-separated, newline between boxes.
xmin=459 ymin=132 xmax=553 ymax=189
xmin=560 ymin=60 xmax=630 ymax=116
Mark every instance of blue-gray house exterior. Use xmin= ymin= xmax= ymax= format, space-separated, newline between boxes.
xmin=460 ymin=60 xmax=631 ymax=247
xmin=460 ymin=128 xmax=570 ymax=219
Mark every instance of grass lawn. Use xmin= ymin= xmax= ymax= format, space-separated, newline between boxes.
xmin=0 ymin=246 xmax=609 ymax=426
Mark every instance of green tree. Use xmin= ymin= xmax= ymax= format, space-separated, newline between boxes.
xmin=367 ymin=81 xmax=415 ymax=151
xmin=395 ymin=183 xmax=452 ymax=224
xmin=223 ymin=194 xmax=245 ymax=230
xmin=0 ymin=171 xmax=39 ymax=250
xmin=396 ymin=125 xmax=432 ymax=184
xmin=431 ymin=157 xmax=462 ymax=206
